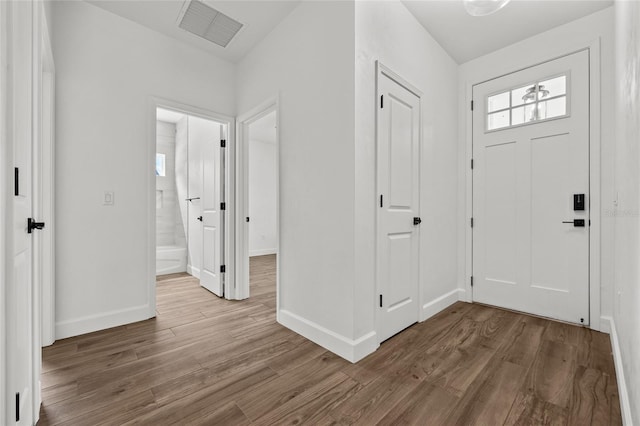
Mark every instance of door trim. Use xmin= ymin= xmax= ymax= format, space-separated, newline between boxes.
xmin=235 ymin=97 xmax=280 ymax=304
xmin=147 ymin=97 xmax=235 ymax=314
xmin=464 ymin=41 xmax=602 ymax=331
xmin=375 ymin=61 xmax=423 ymax=344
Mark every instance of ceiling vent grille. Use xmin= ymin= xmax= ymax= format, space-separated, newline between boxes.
xmin=178 ymin=1 xmax=243 ymax=48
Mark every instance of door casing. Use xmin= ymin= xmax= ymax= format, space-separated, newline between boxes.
xmin=235 ymin=97 xmax=280 ymax=303
xmin=147 ymin=98 xmax=236 ymax=313
xmin=464 ymin=42 xmax=603 ymax=331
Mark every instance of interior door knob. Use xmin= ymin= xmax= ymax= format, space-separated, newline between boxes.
xmin=413 ymin=217 xmax=422 ymax=225
xmin=27 ymin=218 xmax=45 ymax=234
xmin=196 ymin=216 xmax=203 ymax=222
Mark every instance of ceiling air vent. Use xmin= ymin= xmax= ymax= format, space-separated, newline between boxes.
xmin=178 ymin=0 xmax=243 ymax=48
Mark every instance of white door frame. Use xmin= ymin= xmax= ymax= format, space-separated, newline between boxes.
xmin=464 ymin=41 xmax=602 ymax=331
xmin=40 ymin=4 xmax=56 ymax=348
xmin=147 ymin=97 xmax=236 ymax=313
xmin=0 ymin=0 xmax=8 ymax=419
xmin=375 ymin=61 xmax=423 ymax=343
xmin=235 ymin=97 xmax=280 ymax=303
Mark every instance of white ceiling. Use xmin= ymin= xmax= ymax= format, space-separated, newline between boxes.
xmin=401 ymin=0 xmax=613 ymax=64
xmin=87 ymin=0 xmax=301 ymax=63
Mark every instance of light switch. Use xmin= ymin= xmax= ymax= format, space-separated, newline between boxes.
xmin=104 ymin=191 xmax=114 ymax=206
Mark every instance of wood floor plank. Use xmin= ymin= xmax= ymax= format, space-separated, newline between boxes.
xmin=38 ymin=254 xmax=622 ymax=425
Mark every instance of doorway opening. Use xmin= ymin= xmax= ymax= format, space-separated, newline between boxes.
xmin=237 ymin=101 xmax=279 ymax=306
xmin=153 ymin=106 xmax=228 ymax=300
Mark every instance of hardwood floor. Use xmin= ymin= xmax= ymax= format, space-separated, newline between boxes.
xmin=38 ymin=254 xmax=621 ymax=425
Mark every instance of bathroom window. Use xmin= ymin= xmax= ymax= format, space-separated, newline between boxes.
xmin=486 ymin=73 xmax=569 ymax=132
xmin=156 ymin=153 xmax=166 ymax=176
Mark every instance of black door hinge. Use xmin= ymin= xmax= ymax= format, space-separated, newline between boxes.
xmin=380 ymin=95 xmax=384 ymax=109
xmin=471 ymin=159 xmax=474 ymax=170
xmin=16 ymin=392 xmax=20 ymax=422
xmin=14 ymin=167 xmax=19 ymax=196
xmin=470 ymin=217 xmax=474 ymax=228
xmin=379 ymin=294 xmax=383 ymax=307
xmin=220 ymin=265 xmax=226 ymax=273
xmin=471 ymin=276 xmax=474 ymax=287
xmin=380 ymin=194 xmax=383 ymax=208
xmin=221 ymin=139 xmax=226 ymax=148
xmin=220 ymin=202 xmax=226 ymax=211
xmin=471 ymin=100 xmax=474 ymax=111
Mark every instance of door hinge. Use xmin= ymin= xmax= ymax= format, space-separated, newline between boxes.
xmin=471 ymin=100 xmax=474 ymax=111
xmin=471 ymin=276 xmax=474 ymax=287
xmin=221 ymin=139 xmax=226 ymax=148
xmin=471 ymin=158 xmax=474 ymax=170
xmin=220 ymin=202 xmax=226 ymax=211
xmin=220 ymin=265 xmax=226 ymax=273
xmin=470 ymin=217 xmax=474 ymax=228
xmin=380 ymin=194 xmax=383 ymax=208
xmin=380 ymin=95 xmax=384 ymax=109
xmin=15 ymin=392 xmax=20 ymax=422
xmin=379 ymin=294 xmax=383 ymax=307
xmin=14 ymin=167 xmax=19 ymax=196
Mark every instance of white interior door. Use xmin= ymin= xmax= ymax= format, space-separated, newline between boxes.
xmin=200 ymin=126 xmax=224 ymax=296
xmin=376 ymin=67 xmax=421 ymax=343
xmin=5 ymin=1 xmax=37 ymax=424
xmin=472 ymin=50 xmax=589 ymax=324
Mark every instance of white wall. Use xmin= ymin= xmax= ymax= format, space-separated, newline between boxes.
xmin=52 ymin=1 xmax=235 ymax=338
xmin=156 ymin=120 xmax=186 ymax=249
xmin=613 ymin=2 xmax=640 ymax=423
xmin=354 ymin=1 xmax=460 ymax=342
xmin=248 ymin=116 xmax=277 ymax=257
xmin=458 ymin=8 xmax=616 ymax=328
xmin=236 ymin=1 xmax=357 ymax=356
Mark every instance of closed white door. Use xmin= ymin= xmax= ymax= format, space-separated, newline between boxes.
xmin=376 ymin=68 xmax=421 ymax=343
xmin=200 ymin=126 xmax=224 ymax=296
xmin=472 ymin=50 xmax=589 ymax=324
xmin=5 ymin=1 xmax=37 ymax=424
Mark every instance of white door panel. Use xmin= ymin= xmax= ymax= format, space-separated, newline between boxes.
xmin=473 ymin=50 xmax=589 ymax=324
xmin=377 ymin=68 xmax=420 ymax=343
xmin=200 ymin=125 xmax=224 ymax=296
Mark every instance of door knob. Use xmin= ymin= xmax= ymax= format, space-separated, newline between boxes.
xmin=413 ymin=217 xmax=422 ymax=225
xmin=27 ymin=218 xmax=45 ymax=234
xmin=562 ymin=219 xmax=585 ymax=227
xmin=196 ymin=216 xmax=203 ymax=222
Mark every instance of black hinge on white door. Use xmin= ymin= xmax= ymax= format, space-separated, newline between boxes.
xmin=470 ymin=217 xmax=474 ymax=228
xmin=470 ymin=276 xmax=474 ymax=287
xmin=380 ymin=194 xmax=383 ymax=208
xmin=471 ymin=100 xmax=474 ymax=111
xmin=471 ymin=158 xmax=474 ymax=170
xmin=220 ymin=139 xmax=226 ymax=148
xmin=15 ymin=392 xmax=20 ymax=422
xmin=220 ymin=265 xmax=226 ymax=273
xmin=220 ymin=202 xmax=226 ymax=211
xmin=379 ymin=294 xmax=383 ymax=307
xmin=380 ymin=95 xmax=384 ymax=109
xmin=14 ymin=167 xmax=19 ymax=196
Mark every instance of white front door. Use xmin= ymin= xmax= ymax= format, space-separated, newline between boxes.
xmin=472 ymin=50 xmax=590 ymax=324
xmin=5 ymin=1 xmax=38 ymax=424
xmin=200 ymin=126 xmax=224 ymax=296
xmin=376 ymin=67 xmax=421 ymax=343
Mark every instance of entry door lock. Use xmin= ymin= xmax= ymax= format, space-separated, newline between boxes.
xmin=413 ymin=217 xmax=422 ymax=226
xmin=574 ymin=193 xmax=585 ymax=211
xmin=562 ymin=219 xmax=585 ymax=227
xmin=27 ymin=218 xmax=45 ymax=234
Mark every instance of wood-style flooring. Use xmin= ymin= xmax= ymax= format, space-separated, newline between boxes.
xmin=38 ymin=254 xmax=621 ymax=425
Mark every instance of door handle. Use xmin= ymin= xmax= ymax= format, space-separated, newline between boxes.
xmin=27 ymin=218 xmax=45 ymax=234
xmin=413 ymin=217 xmax=422 ymax=226
xmin=196 ymin=216 xmax=203 ymax=222
xmin=562 ymin=219 xmax=585 ymax=227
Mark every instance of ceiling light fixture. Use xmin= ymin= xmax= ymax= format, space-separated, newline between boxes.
xmin=463 ymin=0 xmax=511 ymax=17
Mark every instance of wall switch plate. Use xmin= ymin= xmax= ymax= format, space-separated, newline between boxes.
xmin=104 ymin=191 xmax=114 ymax=206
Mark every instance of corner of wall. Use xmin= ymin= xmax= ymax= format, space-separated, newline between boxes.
xmin=278 ymin=309 xmax=378 ymax=363
xmin=602 ymin=316 xmax=633 ymax=425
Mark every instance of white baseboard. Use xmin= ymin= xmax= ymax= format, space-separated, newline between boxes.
xmin=187 ymin=265 xmax=200 ymax=279
xmin=420 ymin=288 xmax=465 ymax=322
xmin=55 ymin=304 xmax=152 ymax=340
xmin=598 ymin=315 xmax=612 ymax=334
xmin=250 ymin=248 xmax=277 ymax=257
xmin=601 ymin=316 xmax=633 ymax=425
xmin=278 ymin=309 xmax=378 ymax=363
